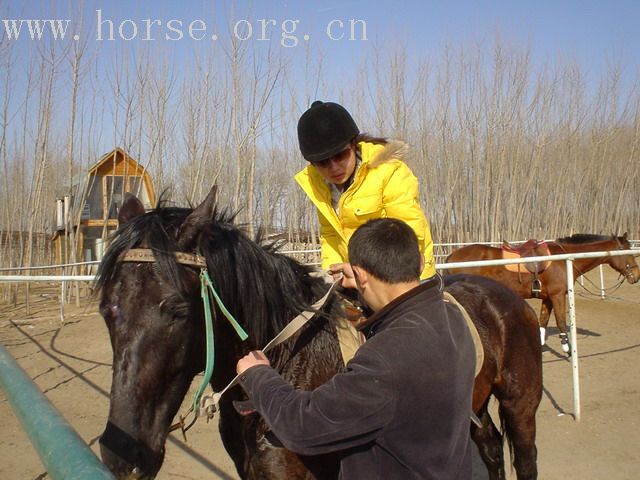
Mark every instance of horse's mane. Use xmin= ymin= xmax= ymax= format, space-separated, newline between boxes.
xmin=556 ymin=233 xmax=614 ymax=244
xmin=96 ymin=202 xmax=329 ymax=348
xmin=200 ymin=216 xmax=329 ymax=348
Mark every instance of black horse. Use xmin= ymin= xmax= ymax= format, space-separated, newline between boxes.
xmin=96 ymin=187 xmax=542 ymax=480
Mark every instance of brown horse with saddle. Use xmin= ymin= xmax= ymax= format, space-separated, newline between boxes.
xmin=445 ymin=234 xmax=639 ymax=353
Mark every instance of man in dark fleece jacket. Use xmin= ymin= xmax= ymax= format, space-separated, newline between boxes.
xmin=237 ymin=218 xmax=476 ymax=479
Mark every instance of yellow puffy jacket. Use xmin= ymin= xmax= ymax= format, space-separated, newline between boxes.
xmin=294 ymin=140 xmax=436 ymax=279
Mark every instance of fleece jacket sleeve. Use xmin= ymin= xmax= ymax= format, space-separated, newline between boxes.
xmin=238 ymin=348 xmax=396 ymax=456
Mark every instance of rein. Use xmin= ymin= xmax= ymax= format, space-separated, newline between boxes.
xmin=194 ymin=268 xmax=249 ymax=414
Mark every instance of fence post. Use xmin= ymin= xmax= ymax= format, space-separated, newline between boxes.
xmin=565 ymin=258 xmax=581 ymax=421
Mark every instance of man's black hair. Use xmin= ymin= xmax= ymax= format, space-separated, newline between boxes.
xmin=348 ymin=218 xmax=422 ymax=283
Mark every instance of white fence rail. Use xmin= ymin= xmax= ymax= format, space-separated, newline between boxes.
xmin=1 ymin=248 xmax=637 ymax=422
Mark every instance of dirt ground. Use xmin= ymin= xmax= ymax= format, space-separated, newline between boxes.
xmin=1 ymin=268 xmax=639 ymax=479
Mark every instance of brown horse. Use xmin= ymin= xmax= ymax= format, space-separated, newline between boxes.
xmin=445 ymin=234 xmax=640 ymax=353
xmin=95 ymin=187 xmax=542 ymax=480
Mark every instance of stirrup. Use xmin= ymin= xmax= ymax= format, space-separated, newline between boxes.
xmin=531 ymin=278 xmax=542 ymax=298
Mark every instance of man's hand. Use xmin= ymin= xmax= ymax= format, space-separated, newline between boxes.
xmin=329 ymin=262 xmax=357 ymax=289
xmin=237 ymin=350 xmax=270 ymax=374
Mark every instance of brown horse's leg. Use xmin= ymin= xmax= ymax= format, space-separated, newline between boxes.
xmin=498 ymin=396 xmax=539 ymax=480
xmin=472 ymin=400 xmax=506 ymax=480
xmin=538 ymin=298 xmax=553 ymax=346
xmin=550 ymin=294 xmax=570 ymax=354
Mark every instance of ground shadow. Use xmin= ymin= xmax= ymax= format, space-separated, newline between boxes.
xmin=546 ymin=326 xmax=601 ymax=338
xmin=9 ymin=320 xmax=238 ymax=480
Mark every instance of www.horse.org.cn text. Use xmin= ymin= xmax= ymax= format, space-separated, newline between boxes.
xmin=1 ymin=10 xmax=369 ymax=47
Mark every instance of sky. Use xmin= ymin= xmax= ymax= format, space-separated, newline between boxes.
xmin=2 ymin=0 xmax=640 ymax=155
xmin=4 ymin=0 xmax=639 ymax=75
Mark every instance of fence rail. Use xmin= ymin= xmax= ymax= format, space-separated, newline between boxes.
xmin=1 ymin=248 xmax=637 ymax=423
xmin=0 ymin=345 xmax=115 ymax=480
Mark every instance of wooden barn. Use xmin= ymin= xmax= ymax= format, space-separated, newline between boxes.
xmin=52 ymin=148 xmax=156 ymax=266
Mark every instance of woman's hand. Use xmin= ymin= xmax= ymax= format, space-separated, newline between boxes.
xmin=329 ymin=262 xmax=357 ymax=289
xmin=236 ymin=351 xmax=270 ymax=374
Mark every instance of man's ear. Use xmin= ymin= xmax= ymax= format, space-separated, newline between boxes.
xmin=352 ymin=265 xmax=368 ymax=288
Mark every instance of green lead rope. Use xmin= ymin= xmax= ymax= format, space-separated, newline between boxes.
xmin=193 ymin=269 xmax=249 ymax=417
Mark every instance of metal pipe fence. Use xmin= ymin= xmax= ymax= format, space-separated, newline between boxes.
xmin=0 ymin=344 xmax=115 ymax=479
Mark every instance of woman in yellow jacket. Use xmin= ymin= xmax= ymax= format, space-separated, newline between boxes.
xmin=295 ymin=101 xmax=436 ymax=281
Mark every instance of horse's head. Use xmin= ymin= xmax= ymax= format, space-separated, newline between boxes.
xmin=96 ymin=188 xmax=218 ymax=479
xmin=612 ymin=232 xmax=640 ymax=284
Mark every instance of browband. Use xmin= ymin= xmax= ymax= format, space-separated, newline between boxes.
xmin=120 ymin=248 xmax=207 ymax=268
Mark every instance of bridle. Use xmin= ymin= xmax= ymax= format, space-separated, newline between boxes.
xmin=613 ymin=238 xmax=639 ymax=283
xmin=555 ymin=238 xmax=639 ymax=295
xmin=557 ymin=237 xmax=640 ymax=282
xmin=119 ymin=247 xmax=249 ymax=437
xmin=117 ymin=247 xmax=339 ymax=439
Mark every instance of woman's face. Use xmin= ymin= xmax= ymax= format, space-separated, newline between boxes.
xmin=312 ymin=144 xmax=356 ymax=187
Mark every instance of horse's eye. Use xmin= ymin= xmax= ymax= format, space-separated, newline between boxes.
xmin=172 ymin=305 xmax=190 ymax=320
xmin=100 ymin=302 xmax=119 ymax=322
xmin=160 ymin=296 xmax=189 ymax=321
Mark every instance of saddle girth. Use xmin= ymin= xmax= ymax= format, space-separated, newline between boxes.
xmin=501 ymin=239 xmax=550 ymax=296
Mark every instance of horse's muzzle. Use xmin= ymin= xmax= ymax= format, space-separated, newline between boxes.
xmin=626 ymin=263 xmax=640 ymax=284
xmin=99 ymin=421 xmax=164 ymax=479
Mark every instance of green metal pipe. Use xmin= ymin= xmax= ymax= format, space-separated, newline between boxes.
xmin=0 ymin=344 xmax=115 ymax=479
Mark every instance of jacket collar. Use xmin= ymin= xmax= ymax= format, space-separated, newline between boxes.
xmin=358 ymin=275 xmax=442 ymax=339
xmin=360 ymin=139 xmax=409 ymax=168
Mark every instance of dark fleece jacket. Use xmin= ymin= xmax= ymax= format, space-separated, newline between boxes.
xmin=238 ymin=277 xmax=476 ymax=479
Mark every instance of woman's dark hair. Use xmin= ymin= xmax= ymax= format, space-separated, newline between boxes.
xmin=348 ymin=218 xmax=422 ymax=283
xmin=354 ymin=133 xmax=388 ymax=145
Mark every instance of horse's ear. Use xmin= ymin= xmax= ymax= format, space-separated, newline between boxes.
xmin=623 ymin=232 xmax=628 ymax=240
xmin=118 ymin=193 xmax=145 ymax=225
xmin=177 ymin=185 xmax=218 ymax=250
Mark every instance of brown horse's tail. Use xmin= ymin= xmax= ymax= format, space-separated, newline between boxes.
xmin=498 ymin=407 xmax=515 ymax=472
xmin=442 ymin=252 xmax=455 ymax=276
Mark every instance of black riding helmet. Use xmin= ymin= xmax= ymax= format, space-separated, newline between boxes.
xmin=297 ymin=101 xmax=360 ymax=163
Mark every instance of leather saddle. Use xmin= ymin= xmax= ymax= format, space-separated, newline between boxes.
xmin=501 ymin=239 xmax=551 ymax=274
